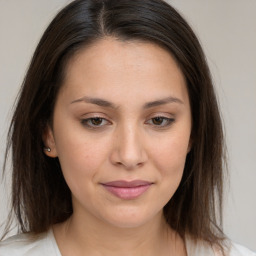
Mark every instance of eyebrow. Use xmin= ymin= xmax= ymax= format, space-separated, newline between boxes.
xmin=70 ymin=96 xmax=184 ymax=109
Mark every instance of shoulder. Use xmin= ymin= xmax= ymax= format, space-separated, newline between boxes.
xmin=228 ymin=242 xmax=256 ymax=256
xmin=212 ymin=240 xmax=255 ymax=256
xmin=0 ymin=229 xmax=60 ymax=256
xmin=185 ymin=236 xmax=256 ymax=256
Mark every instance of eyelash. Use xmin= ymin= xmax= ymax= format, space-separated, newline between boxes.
xmin=81 ymin=116 xmax=175 ymax=130
xmin=81 ymin=117 xmax=110 ymax=129
xmin=146 ymin=116 xmax=175 ymax=127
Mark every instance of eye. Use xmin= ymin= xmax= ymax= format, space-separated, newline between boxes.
xmin=81 ymin=117 xmax=110 ymax=129
xmin=146 ymin=116 xmax=175 ymax=127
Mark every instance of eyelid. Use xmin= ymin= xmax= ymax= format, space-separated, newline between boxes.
xmin=145 ymin=115 xmax=175 ymax=128
xmin=80 ymin=112 xmax=111 ymax=121
xmin=81 ymin=116 xmax=112 ymax=129
xmin=80 ymin=113 xmax=175 ymax=130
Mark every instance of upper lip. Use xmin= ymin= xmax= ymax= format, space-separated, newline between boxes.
xmin=101 ymin=180 xmax=153 ymax=188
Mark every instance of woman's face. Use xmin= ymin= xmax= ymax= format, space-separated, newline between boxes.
xmin=45 ymin=38 xmax=192 ymax=228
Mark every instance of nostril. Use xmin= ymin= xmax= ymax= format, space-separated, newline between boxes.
xmin=114 ymin=160 xmax=144 ymax=170
xmin=109 ymin=133 xmax=148 ymax=169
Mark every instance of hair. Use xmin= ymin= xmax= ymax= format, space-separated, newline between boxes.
xmin=2 ymin=0 xmax=227 ymax=248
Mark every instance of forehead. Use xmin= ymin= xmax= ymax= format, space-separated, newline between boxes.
xmin=60 ymin=37 xmax=188 ymax=105
xmin=66 ymin=37 xmax=183 ymax=79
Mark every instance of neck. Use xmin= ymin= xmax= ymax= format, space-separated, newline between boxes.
xmin=53 ymin=211 xmax=186 ymax=256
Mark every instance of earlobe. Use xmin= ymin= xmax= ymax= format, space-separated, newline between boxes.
xmin=42 ymin=125 xmax=58 ymax=158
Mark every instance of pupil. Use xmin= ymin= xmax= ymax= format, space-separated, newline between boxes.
xmin=92 ymin=118 xmax=102 ymax=125
xmin=153 ymin=117 xmax=163 ymax=125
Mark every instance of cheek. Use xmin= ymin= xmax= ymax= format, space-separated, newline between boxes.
xmin=150 ymin=133 xmax=190 ymax=176
xmin=54 ymin=131 xmax=109 ymax=190
xmin=55 ymin=141 xmax=108 ymax=205
xmin=140 ymin=135 xmax=189 ymax=212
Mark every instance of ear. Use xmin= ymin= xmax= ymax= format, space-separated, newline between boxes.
xmin=42 ymin=125 xmax=58 ymax=158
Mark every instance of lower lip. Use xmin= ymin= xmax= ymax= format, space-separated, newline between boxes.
xmin=102 ymin=184 xmax=151 ymax=200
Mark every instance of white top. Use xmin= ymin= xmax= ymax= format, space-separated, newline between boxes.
xmin=0 ymin=229 xmax=255 ymax=256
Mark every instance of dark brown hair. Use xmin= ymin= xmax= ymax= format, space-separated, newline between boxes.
xmin=2 ymin=0 xmax=226 ymax=247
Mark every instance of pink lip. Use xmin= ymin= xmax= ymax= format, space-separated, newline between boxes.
xmin=101 ymin=180 xmax=153 ymax=200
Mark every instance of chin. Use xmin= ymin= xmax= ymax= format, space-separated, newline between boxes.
xmin=99 ymin=206 xmax=162 ymax=229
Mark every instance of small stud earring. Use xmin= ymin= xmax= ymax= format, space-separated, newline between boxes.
xmin=44 ymin=147 xmax=51 ymax=152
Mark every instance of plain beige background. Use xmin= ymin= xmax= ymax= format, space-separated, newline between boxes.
xmin=0 ymin=0 xmax=255 ymax=251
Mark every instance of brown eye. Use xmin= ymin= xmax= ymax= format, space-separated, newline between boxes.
xmin=152 ymin=117 xmax=165 ymax=125
xmin=81 ymin=117 xmax=110 ymax=129
xmin=90 ymin=118 xmax=103 ymax=126
xmin=147 ymin=116 xmax=175 ymax=127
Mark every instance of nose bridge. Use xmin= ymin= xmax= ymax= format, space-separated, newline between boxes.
xmin=111 ymin=121 xmax=147 ymax=169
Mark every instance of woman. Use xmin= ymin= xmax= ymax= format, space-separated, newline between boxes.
xmin=0 ymin=0 xmax=255 ymax=255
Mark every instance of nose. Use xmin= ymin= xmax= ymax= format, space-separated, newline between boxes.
xmin=110 ymin=124 xmax=148 ymax=170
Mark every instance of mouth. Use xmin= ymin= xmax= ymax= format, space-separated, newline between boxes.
xmin=101 ymin=180 xmax=153 ymax=200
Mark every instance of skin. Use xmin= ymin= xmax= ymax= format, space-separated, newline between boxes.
xmin=44 ymin=37 xmax=191 ymax=256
